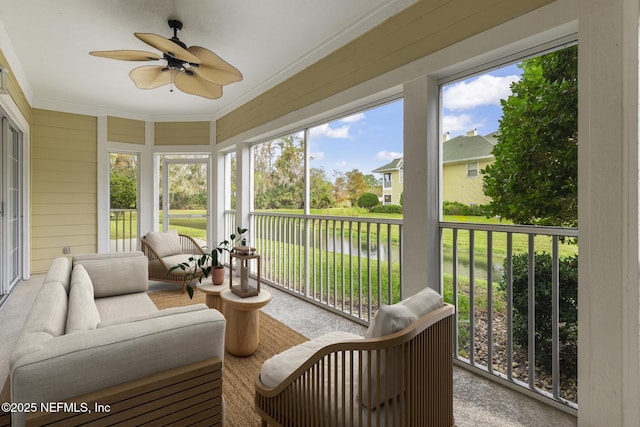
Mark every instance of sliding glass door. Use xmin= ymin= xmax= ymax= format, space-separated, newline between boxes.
xmin=0 ymin=112 xmax=23 ymax=296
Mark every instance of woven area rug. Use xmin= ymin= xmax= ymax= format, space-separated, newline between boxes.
xmin=148 ymin=288 xmax=308 ymax=426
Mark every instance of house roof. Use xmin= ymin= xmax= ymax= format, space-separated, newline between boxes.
xmin=372 ymin=157 xmax=403 ymax=173
xmin=442 ymin=132 xmax=497 ymax=163
xmin=371 ymin=132 xmax=498 ymax=173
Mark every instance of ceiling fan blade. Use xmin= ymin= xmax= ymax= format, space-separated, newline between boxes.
xmin=89 ymin=50 xmax=161 ymax=61
xmin=129 ymin=65 xmax=171 ymax=89
xmin=174 ymin=71 xmax=223 ymax=99
xmin=187 ymin=46 xmax=243 ymax=85
xmin=135 ymin=33 xmax=201 ymax=64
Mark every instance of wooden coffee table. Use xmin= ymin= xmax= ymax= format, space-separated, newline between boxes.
xmin=220 ymin=288 xmax=273 ymax=356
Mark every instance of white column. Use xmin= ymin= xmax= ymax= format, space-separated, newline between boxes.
xmin=578 ymin=0 xmax=640 ymax=425
xmin=402 ymin=76 xmax=440 ymax=297
xmin=96 ymin=116 xmax=109 ymax=253
xmin=138 ymin=121 xmax=154 ymax=237
xmin=212 ymin=147 xmax=226 ymax=245
xmin=235 ymin=142 xmax=251 ymax=243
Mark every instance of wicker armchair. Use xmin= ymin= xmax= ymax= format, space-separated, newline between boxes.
xmin=141 ymin=230 xmax=207 ymax=293
xmin=255 ymin=300 xmax=455 ymax=427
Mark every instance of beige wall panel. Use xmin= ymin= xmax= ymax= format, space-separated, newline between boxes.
xmin=32 ymin=203 xmax=96 ymax=215
xmin=0 ymin=48 xmax=31 ymax=122
xmin=32 ymin=109 xmax=95 ymax=130
xmin=31 ymin=213 xmax=97 ymax=227
xmin=31 ymin=108 xmax=97 ymax=273
xmin=154 ymin=121 xmax=210 ymax=145
xmin=31 ymin=170 xmax=96 ymax=184
xmin=32 ymin=126 xmax=97 ymax=143
xmin=107 ymin=116 xmax=145 ymax=144
xmin=216 ymin=0 xmax=554 ymax=142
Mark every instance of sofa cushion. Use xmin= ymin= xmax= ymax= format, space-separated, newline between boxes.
xmin=97 ymin=304 xmax=208 ymax=328
xmin=95 ymin=293 xmax=158 ymax=322
xmin=361 ymin=287 xmax=443 ymax=408
xmin=43 ymin=257 xmax=72 ymax=293
xmin=144 ymin=229 xmax=182 ymax=258
xmin=73 ymin=251 xmax=148 ymax=298
xmin=260 ymin=331 xmax=362 ymax=389
xmin=9 ymin=281 xmax=68 ymax=366
xmin=65 ymin=265 xmax=101 ymax=334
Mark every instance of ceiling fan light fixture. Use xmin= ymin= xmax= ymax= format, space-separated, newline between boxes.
xmin=91 ymin=19 xmax=242 ymax=99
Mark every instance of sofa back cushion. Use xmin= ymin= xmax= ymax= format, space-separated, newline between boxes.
xmin=143 ymin=229 xmax=182 ymax=258
xmin=73 ymin=251 xmax=148 ymax=298
xmin=9 ymin=281 xmax=68 ymax=367
xmin=361 ymin=287 xmax=443 ymax=408
xmin=65 ymin=265 xmax=101 ymax=334
xmin=43 ymin=257 xmax=72 ymax=293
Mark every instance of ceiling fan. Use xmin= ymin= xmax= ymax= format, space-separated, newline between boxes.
xmin=90 ymin=19 xmax=242 ymax=99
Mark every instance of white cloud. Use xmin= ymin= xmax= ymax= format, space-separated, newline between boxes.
xmin=310 ymin=123 xmax=350 ymax=138
xmin=442 ymin=114 xmax=475 ymax=134
xmin=376 ymin=150 xmax=403 ymax=161
xmin=336 ymin=161 xmax=348 ymax=167
xmin=443 ymin=74 xmax=519 ymax=111
xmin=340 ymin=112 xmax=365 ymax=123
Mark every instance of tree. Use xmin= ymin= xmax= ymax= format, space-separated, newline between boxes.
xmin=253 ymin=135 xmax=305 ymax=209
xmin=345 ymin=169 xmax=369 ymax=207
xmin=109 ymin=153 xmax=137 ymax=209
xmin=310 ymin=168 xmax=335 ymax=208
xmin=357 ymin=192 xmax=379 ymax=211
xmin=332 ymin=170 xmax=348 ymax=206
xmin=482 ymin=45 xmax=578 ymax=227
xmin=110 ymin=173 xmax=136 ymax=209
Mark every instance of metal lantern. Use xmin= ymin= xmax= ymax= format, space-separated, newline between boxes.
xmin=229 ymin=246 xmax=261 ymax=298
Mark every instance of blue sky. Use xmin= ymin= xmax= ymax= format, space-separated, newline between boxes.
xmin=307 ymin=63 xmax=522 ymax=177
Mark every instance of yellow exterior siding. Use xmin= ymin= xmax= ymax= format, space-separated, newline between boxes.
xmin=442 ymin=159 xmax=493 ymax=205
xmin=216 ymin=0 xmax=553 ymax=143
xmin=107 ymin=116 xmax=145 ymax=144
xmin=154 ymin=121 xmax=210 ymax=145
xmin=0 ymin=48 xmax=31 ymax=123
xmin=31 ymin=109 xmax=97 ymax=273
xmin=381 ymin=170 xmax=404 ymax=205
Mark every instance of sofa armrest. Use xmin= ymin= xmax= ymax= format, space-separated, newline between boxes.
xmin=10 ymin=308 xmax=225 ymax=418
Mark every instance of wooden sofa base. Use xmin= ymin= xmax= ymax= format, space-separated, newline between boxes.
xmin=2 ymin=357 xmax=223 ymax=427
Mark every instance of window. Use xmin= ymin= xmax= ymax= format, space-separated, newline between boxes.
xmin=466 ymin=162 xmax=479 ymax=178
xmin=384 ymin=195 xmax=392 ymax=204
xmin=383 ymin=173 xmax=392 ymax=188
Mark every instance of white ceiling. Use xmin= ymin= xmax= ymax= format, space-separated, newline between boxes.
xmin=0 ymin=0 xmax=415 ymax=121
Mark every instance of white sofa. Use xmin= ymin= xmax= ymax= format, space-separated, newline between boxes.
xmin=3 ymin=251 xmax=226 ymax=426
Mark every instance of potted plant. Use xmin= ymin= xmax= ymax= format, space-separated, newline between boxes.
xmin=169 ymin=226 xmax=248 ymax=298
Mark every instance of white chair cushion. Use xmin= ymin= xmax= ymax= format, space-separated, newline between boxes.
xmin=144 ymin=229 xmax=182 ymax=258
xmin=260 ymin=331 xmax=362 ymax=389
xmin=362 ymin=287 xmax=443 ymax=408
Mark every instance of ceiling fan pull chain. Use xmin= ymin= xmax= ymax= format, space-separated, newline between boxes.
xmin=170 ymin=69 xmax=174 ymax=93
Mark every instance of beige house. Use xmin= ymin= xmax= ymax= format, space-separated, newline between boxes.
xmin=372 ymin=158 xmax=404 ymax=205
xmin=373 ymin=130 xmax=497 ymax=206
xmin=0 ymin=1 xmax=639 ymax=425
xmin=442 ymin=130 xmax=497 ymax=205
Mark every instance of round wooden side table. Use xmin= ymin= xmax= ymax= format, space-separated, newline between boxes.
xmin=220 ymin=288 xmax=273 ymax=356
xmin=196 ymin=280 xmax=226 ymax=314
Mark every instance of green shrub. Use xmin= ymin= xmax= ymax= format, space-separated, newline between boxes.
xmin=499 ymin=252 xmax=578 ymax=379
xmin=371 ymin=204 xmax=402 ymax=214
xmin=443 ymin=201 xmax=488 ymax=216
xmin=357 ymin=192 xmax=380 ymax=210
